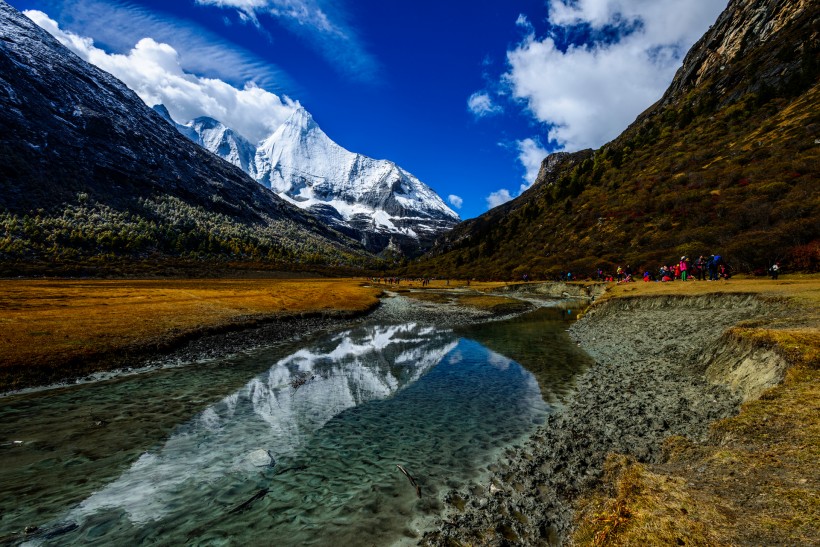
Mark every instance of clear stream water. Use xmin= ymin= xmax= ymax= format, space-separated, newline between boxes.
xmin=0 ymin=302 xmax=591 ymax=546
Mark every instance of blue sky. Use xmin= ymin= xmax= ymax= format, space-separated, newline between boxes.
xmin=12 ymin=0 xmax=726 ymax=219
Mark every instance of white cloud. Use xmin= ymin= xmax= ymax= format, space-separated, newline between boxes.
xmin=196 ymin=0 xmax=379 ymax=82
xmin=26 ymin=0 xmax=293 ymax=93
xmin=467 ymin=91 xmax=502 ymax=118
xmin=486 ymin=189 xmax=513 ymax=209
xmin=482 ymin=138 xmax=546 ymax=212
xmin=515 ymin=13 xmax=533 ymax=31
xmin=25 ymin=10 xmax=298 ymax=143
xmin=504 ymin=0 xmax=727 ymax=150
xmin=517 ymin=138 xmax=548 ymax=187
xmin=448 ymin=195 xmax=464 ymax=209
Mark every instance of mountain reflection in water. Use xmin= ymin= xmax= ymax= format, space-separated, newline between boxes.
xmin=9 ymin=310 xmax=585 ymax=546
xmin=65 ymin=323 xmax=456 ymax=528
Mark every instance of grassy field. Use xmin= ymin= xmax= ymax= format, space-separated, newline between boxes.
xmin=603 ymin=275 xmax=820 ymax=304
xmin=571 ymin=276 xmax=820 ymax=546
xmin=0 ymin=278 xmax=381 ymax=391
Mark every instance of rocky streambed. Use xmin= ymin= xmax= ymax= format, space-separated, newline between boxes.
xmin=423 ymin=292 xmax=787 ymax=545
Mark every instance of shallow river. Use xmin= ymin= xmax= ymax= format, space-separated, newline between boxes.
xmin=0 ymin=302 xmax=590 ymax=546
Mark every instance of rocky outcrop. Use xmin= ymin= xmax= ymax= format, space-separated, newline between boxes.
xmin=533 ymin=149 xmax=594 ymax=188
xmin=661 ymin=0 xmax=818 ymax=106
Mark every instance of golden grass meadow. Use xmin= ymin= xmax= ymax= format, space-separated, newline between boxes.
xmin=0 ymin=278 xmax=381 ymax=390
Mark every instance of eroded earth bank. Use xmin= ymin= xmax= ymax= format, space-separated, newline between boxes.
xmin=423 ymin=292 xmax=800 ymax=545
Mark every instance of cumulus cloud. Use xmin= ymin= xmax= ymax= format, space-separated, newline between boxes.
xmin=486 ymin=189 xmax=513 ymax=210
xmin=447 ymin=194 xmax=464 ymax=209
xmin=467 ymin=91 xmax=502 ymax=118
xmin=25 ymin=10 xmax=298 ymax=143
xmin=517 ymin=138 xmax=549 ymax=187
xmin=196 ymin=0 xmax=379 ymax=82
xmin=504 ymin=0 xmax=727 ymax=150
xmin=483 ymin=138 xmax=547 ymax=212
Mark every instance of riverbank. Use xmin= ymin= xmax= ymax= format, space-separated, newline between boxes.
xmin=423 ymin=278 xmax=819 ymax=545
xmin=0 ymin=278 xmax=543 ymax=394
xmin=0 ymin=279 xmax=382 ymax=393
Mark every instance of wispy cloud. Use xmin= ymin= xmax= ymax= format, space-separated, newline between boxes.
xmin=503 ymin=0 xmax=727 ymax=151
xmin=26 ymin=9 xmax=298 ymax=142
xmin=22 ymin=0 xmax=295 ymax=93
xmin=448 ymin=195 xmax=464 ymax=209
xmin=467 ymin=91 xmax=502 ymax=118
xmin=196 ymin=0 xmax=379 ymax=83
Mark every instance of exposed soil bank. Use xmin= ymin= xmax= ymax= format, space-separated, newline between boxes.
xmin=423 ymin=292 xmax=789 ymax=545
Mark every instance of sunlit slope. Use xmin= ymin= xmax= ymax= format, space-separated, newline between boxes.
xmin=410 ymin=0 xmax=819 ymax=279
xmin=0 ymin=2 xmax=375 ymax=273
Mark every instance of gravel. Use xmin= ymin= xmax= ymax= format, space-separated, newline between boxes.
xmin=422 ymin=293 xmax=771 ymax=546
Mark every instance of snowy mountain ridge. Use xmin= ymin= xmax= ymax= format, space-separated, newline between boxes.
xmin=156 ymin=105 xmax=460 ymax=255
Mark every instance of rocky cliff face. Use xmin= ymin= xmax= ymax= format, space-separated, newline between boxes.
xmin=166 ymin=106 xmax=460 ymax=257
xmin=661 ymin=0 xmax=817 ymax=106
xmin=0 ymin=1 xmax=371 ymax=270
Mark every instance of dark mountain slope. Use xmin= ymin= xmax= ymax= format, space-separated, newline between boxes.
xmin=0 ymin=1 xmax=373 ymax=273
xmin=409 ymin=0 xmax=819 ymax=279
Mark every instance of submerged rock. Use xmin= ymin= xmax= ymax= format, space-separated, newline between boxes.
xmin=246 ymin=449 xmax=275 ymax=468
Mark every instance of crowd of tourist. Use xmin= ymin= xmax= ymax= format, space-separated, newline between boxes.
xmin=373 ymin=255 xmax=784 ymax=286
xmin=560 ymin=255 xmax=781 ymax=284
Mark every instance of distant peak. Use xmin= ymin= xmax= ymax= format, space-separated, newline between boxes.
xmin=152 ymin=104 xmax=173 ymax=122
xmin=190 ymin=116 xmax=223 ymax=130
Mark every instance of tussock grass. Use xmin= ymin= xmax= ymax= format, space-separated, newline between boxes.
xmin=0 ymin=278 xmax=380 ymax=391
xmin=572 ymin=278 xmax=820 ymax=545
xmin=572 ymin=455 xmax=732 ymax=546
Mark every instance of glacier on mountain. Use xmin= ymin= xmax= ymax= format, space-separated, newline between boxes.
xmin=155 ymin=105 xmax=460 ymax=255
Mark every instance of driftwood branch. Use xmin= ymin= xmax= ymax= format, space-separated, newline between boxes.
xmin=396 ymin=464 xmax=422 ymax=498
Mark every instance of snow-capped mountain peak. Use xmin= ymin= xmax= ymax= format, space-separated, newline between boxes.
xmin=186 ymin=116 xmax=257 ymax=177
xmin=159 ymin=104 xmax=459 ymax=255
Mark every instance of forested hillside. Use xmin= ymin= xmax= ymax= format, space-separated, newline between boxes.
xmin=408 ymin=0 xmax=819 ymax=279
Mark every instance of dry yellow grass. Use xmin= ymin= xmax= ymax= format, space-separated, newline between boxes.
xmin=603 ymin=275 xmax=820 ymax=305
xmin=572 ymin=276 xmax=820 ymax=546
xmin=0 ymin=278 xmax=380 ymax=390
xmin=572 ymin=455 xmax=734 ymax=547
